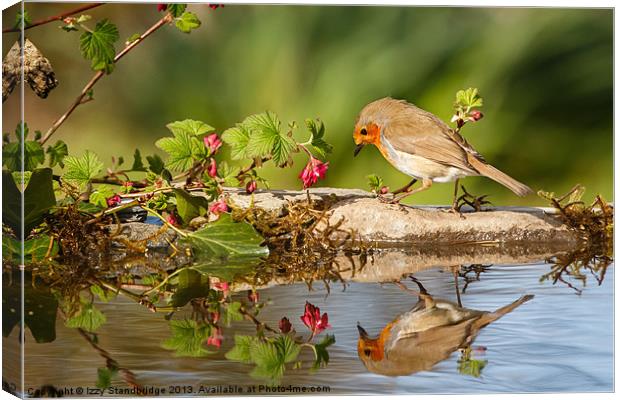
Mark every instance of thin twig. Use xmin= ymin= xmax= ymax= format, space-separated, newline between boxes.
xmin=3 ymin=3 xmax=104 ymax=33
xmin=39 ymin=13 xmax=173 ymax=145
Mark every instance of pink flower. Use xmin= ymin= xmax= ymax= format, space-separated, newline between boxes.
xmin=213 ymin=281 xmax=229 ymax=297
xmin=379 ymin=186 xmax=389 ymax=195
xmin=245 ymin=180 xmax=257 ymax=194
xmin=207 ymin=327 xmax=223 ymax=348
xmin=106 ymin=194 xmax=121 ymax=207
xmin=207 ymin=158 xmax=218 ymax=178
xmin=204 ymin=133 xmax=223 ymax=155
xmin=166 ymin=213 xmax=178 ymax=226
xmin=298 ymin=157 xmax=329 ymax=189
xmin=209 ymin=199 xmax=229 ymax=215
xmin=468 ymin=110 xmax=483 ymax=122
xmin=300 ymin=301 xmax=330 ymax=335
xmin=157 ymin=4 xmax=167 ymax=12
xmin=279 ymin=317 xmax=292 ymax=334
xmin=208 ymin=4 xmax=224 ymax=9
xmin=248 ymin=290 xmax=259 ymax=303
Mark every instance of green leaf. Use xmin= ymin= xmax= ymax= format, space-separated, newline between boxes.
xmin=249 ymin=340 xmax=285 ymax=381
xmin=156 ymin=131 xmax=204 ymax=171
xmin=173 ymin=189 xmax=209 ymax=224
xmin=131 ymin=149 xmax=146 ymax=171
xmin=46 ymin=140 xmax=68 ymax=168
xmin=271 ymin=134 xmax=297 ymax=167
xmin=2 ymin=168 xmax=56 ymax=237
xmin=175 ymin=11 xmax=201 ymax=33
xmin=366 ymin=174 xmax=384 ymax=192
xmin=2 ymin=234 xmax=58 ymax=263
xmin=62 ymin=150 xmax=103 ymax=188
xmin=15 ymin=10 xmax=31 ymax=29
xmin=182 ymin=214 xmax=269 ymax=259
xmin=274 ymin=335 xmax=301 ymax=364
xmin=221 ymin=125 xmax=251 ymax=160
xmin=225 ymin=335 xmax=257 ymax=363
xmin=168 ymin=268 xmax=210 ymax=308
xmin=306 ymin=118 xmax=332 ymax=159
xmin=245 ymin=112 xmax=281 ymax=159
xmin=223 ymin=301 xmax=243 ymax=326
xmin=90 ymin=284 xmax=117 ymax=302
xmin=146 ymin=154 xmax=165 ymax=174
xmin=79 ymin=19 xmax=119 ymax=73
xmin=455 ymin=87 xmax=483 ymax=109
xmin=458 ymin=357 xmax=488 ymax=378
xmin=191 ymin=257 xmax=260 ymax=281
xmin=167 ymin=119 xmax=214 ymax=138
xmin=312 ymin=334 xmax=335 ymax=370
xmin=96 ymin=367 xmax=116 ymax=389
xmin=3 ymin=123 xmax=45 ymax=171
xmin=90 ymin=185 xmax=116 ymax=208
xmin=161 ymin=319 xmax=214 ymax=357
xmin=166 ymin=4 xmax=187 ymax=17
xmin=217 ymin=161 xmax=240 ymax=186
xmin=65 ymin=301 xmax=107 ymax=332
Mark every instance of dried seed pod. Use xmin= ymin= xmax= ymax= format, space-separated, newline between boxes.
xmin=2 ymin=38 xmax=59 ymax=102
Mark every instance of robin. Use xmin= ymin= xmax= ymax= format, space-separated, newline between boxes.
xmin=353 ymin=97 xmax=532 ymax=205
xmin=357 ymin=279 xmax=533 ymax=376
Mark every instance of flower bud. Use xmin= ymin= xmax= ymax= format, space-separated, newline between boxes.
xmin=246 ymin=180 xmax=257 ymax=194
xmin=468 ymin=110 xmax=483 ymax=122
xmin=279 ymin=317 xmax=292 ymax=334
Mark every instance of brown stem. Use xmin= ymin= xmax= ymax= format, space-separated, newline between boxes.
xmin=3 ymin=3 xmax=104 ymax=33
xmin=39 ymin=13 xmax=173 ymax=146
xmin=238 ymin=305 xmax=279 ymax=334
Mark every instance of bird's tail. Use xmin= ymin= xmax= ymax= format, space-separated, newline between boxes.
xmin=474 ymin=294 xmax=534 ymax=330
xmin=467 ymin=156 xmax=533 ymax=197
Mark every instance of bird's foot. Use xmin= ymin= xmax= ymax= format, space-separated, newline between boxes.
xmin=455 ymin=185 xmax=492 ymax=212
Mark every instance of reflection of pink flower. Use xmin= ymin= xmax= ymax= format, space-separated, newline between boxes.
xmin=208 ymin=4 xmax=224 ymax=9
xmin=213 ymin=282 xmax=229 ymax=297
xmin=157 ymin=4 xmax=167 ymax=12
xmin=210 ymin=311 xmax=220 ymax=324
xmin=207 ymin=327 xmax=223 ymax=348
xmin=248 ymin=290 xmax=259 ymax=303
xmin=209 ymin=199 xmax=229 ymax=215
xmin=106 ymin=195 xmax=121 ymax=207
xmin=204 ymin=133 xmax=223 ymax=155
xmin=299 ymin=157 xmax=329 ymax=189
xmin=207 ymin=158 xmax=218 ymax=178
xmin=279 ymin=317 xmax=292 ymax=334
xmin=245 ymin=180 xmax=257 ymax=194
xmin=300 ymin=302 xmax=330 ymax=335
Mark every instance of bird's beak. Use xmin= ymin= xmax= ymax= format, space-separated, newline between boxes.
xmin=357 ymin=322 xmax=369 ymax=340
xmin=354 ymin=144 xmax=365 ymax=157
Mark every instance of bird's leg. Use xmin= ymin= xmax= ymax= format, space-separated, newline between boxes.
xmin=451 ymin=265 xmax=463 ymax=307
xmin=392 ymin=178 xmax=418 ymax=195
xmin=456 ymin=184 xmax=492 ymax=212
xmin=390 ymin=178 xmax=432 ymax=204
xmin=451 ymin=179 xmax=460 ymax=211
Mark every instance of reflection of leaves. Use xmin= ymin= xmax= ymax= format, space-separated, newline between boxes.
xmin=226 ymin=335 xmax=257 ymax=363
xmin=191 ymin=257 xmax=260 ymax=281
xmin=168 ymin=269 xmax=210 ymax=307
xmin=161 ymin=319 xmax=215 ymax=357
xmin=90 ymin=284 xmax=117 ymax=303
xmin=457 ymin=357 xmax=487 ymax=378
xmin=173 ymin=189 xmax=209 ymax=224
xmin=65 ymin=300 xmax=107 ymax=332
xmin=183 ymin=214 xmax=268 ymax=259
xmin=2 ymin=234 xmax=58 ymax=263
xmin=223 ymin=301 xmax=243 ymax=326
xmin=96 ymin=367 xmax=117 ymax=389
xmin=312 ymin=334 xmax=335 ymax=370
xmin=3 ymin=271 xmax=58 ymax=343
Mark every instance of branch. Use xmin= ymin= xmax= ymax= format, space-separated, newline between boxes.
xmin=3 ymin=3 xmax=104 ymax=33
xmin=38 ymin=12 xmax=174 ymax=146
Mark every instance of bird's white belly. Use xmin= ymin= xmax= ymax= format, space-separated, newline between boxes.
xmin=380 ymin=136 xmax=470 ymax=182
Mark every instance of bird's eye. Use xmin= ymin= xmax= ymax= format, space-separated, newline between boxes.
xmin=360 ymin=128 xmax=368 ymax=136
xmin=364 ymin=349 xmax=371 ymax=357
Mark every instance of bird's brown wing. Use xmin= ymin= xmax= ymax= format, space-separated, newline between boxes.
xmin=382 ymin=105 xmax=480 ymax=174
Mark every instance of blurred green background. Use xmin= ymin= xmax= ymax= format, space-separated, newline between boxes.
xmin=2 ymin=4 xmax=613 ymax=205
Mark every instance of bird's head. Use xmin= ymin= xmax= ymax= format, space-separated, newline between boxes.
xmin=357 ymin=323 xmax=387 ymax=362
xmin=353 ymin=97 xmax=404 ymax=156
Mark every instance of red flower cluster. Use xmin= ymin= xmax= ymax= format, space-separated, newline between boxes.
xmin=213 ymin=281 xmax=229 ymax=297
xmin=299 ymin=157 xmax=329 ymax=189
xmin=207 ymin=327 xmax=223 ymax=348
xmin=300 ymin=302 xmax=330 ymax=335
xmin=245 ymin=180 xmax=257 ymax=194
xmin=204 ymin=133 xmax=223 ymax=155
xmin=207 ymin=158 xmax=218 ymax=178
xmin=106 ymin=194 xmax=121 ymax=207
xmin=157 ymin=4 xmax=167 ymax=12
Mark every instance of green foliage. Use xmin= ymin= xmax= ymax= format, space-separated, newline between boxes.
xmin=222 ymin=124 xmax=251 ymax=160
xmin=2 ymin=234 xmax=58 ymax=263
xmin=90 ymin=185 xmax=115 ymax=208
xmin=455 ymin=87 xmax=483 ymax=109
xmin=217 ymin=161 xmax=240 ymax=187
xmin=65 ymin=300 xmax=107 ymax=332
xmin=366 ymin=174 xmax=385 ymax=193
xmin=182 ymin=214 xmax=269 ymax=259
xmin=173 ymin=188 xmax=209 ymax=223
xmin=226 ymin=335 xmax=257 ymax=363
xmin=15 ymin=10 xmax=32 ymax=29
xmin=223 ymin=301 xmax=243 ymax=326
xmin=146 ymin=153 xmax=165 ymax=174
xmin=96 ymin=367 xmax=117 ymax=389
xmin=79 ymin=19 xmax=119 ymax=73
xmin=46 ymin=140 xmax=68 ymax=168
xmin=2 ymin=168 xmax=56 ymax=237
xmin=191 ymin=257 xmax=261 ymax=281
xmin=161 ymin=319 xmax=215 ymax=357
xmin=175 ymin=12 xmax=201 ymax=34
xmin=90 ymin=284 xmax=118 ymax=302
xmin=166 ymin=4 xmax=187 ymax=17
xmin=156 ymin=119 xmax=212 ymax=171
xmin=306 ymin=118 xmax=332 ymax=159
xmin=3 ymin=123 xmax=45 ymax=171
xmin=62 ymin=150 xmax=104 ymax=188
xmin=312 ymin=334 xmax=335 ymax=370
xmin=168 ymin=268 xmax=210 ymax=307
xmin=131 ymin=149 xmax=146 ymax=171
xmin=457 ymin=356 xmax=488 ymax=378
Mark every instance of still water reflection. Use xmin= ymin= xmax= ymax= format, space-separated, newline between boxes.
xmin=3 ymin=258 xmax=614 ymax=395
